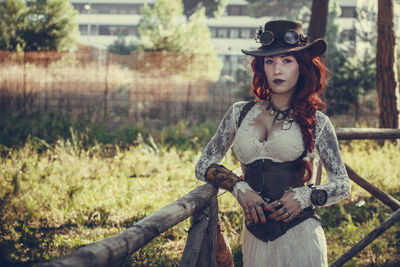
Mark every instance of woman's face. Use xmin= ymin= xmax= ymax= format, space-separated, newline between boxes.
xmin=264 ymin=54 xmax=299 ymax=96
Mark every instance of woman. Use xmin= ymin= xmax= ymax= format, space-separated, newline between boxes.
xmin=195 ymin=20 xmax=351 ymax=266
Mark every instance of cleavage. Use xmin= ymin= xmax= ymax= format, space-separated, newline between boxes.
xmin=249 ymin=108 xmax=279 ymax=142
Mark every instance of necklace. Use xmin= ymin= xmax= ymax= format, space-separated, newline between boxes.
xmin=266 ymin=98 xmax=294 ymax=126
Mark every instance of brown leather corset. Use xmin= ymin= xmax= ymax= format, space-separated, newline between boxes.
xmin=241 ymin=158 xmax=320 ymax=242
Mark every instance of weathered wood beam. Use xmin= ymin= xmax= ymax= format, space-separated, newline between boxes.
xmin=329 ymin=207 xmax=400 ymax=267
xmin=180 ymin=206 xmax=210 ymax=267
xmin=336 ymin=128 xmax=400 ymax=140
xmin=346 ymin=164 xmax=400 ymax=211
xmin=38 ymin=183 xmax=218 ymax=267
xmin=196 ymin=193 xmax=218 ymax=267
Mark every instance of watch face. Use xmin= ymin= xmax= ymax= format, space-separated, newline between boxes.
xmin=317 ymin=191 xmax=327 ymax=204
xmin=312 ymin=189 xmax=327 ymax=206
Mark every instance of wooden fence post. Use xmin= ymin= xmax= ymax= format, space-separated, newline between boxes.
xmin=180 ymin=190 xmax=218 ymax=267
xmin=180 ymin=206 xmax=211 ymax=267
xmin=196 ymin=192 xmax=218 ymax=267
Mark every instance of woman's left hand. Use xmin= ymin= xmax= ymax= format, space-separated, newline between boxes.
xmin=264 ymin=191 xmax=302 ymax=222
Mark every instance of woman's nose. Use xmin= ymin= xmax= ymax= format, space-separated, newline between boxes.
xmin=274 ymin=62 xmax=283 ymax=75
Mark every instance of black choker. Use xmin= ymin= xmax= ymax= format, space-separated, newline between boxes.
xmin=266 ymin=99 xmax=293 ymax=125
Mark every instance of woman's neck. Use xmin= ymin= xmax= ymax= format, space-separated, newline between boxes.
xmin=269 ymin=93 xmax=292 ymax=110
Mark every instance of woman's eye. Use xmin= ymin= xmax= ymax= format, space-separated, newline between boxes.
xmin=283 ymin=58 xmax=292 ymax=63
xmin=265 ymin=59 xmax=273 ymax=64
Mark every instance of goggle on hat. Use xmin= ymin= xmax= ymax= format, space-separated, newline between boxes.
xmin=241 ymin=20 xmax=327 ymax=58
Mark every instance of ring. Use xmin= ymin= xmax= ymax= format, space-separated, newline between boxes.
xmin=255 ymin=202 xmax=261 ymax=207
xmin=277 ymin=200 xmax=283 ymax=206
xmin=249 ymin=205 xmax=255 ymax=210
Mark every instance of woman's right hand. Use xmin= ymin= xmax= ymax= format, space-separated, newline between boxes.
xmin=236 ymin=187 xmax=268 ymax=225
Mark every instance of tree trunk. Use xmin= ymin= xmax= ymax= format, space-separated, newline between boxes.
xmin=377 ymin=0 xmax=400 ymax=129
xmin=308 ymin=0 xmax=329 ymax=41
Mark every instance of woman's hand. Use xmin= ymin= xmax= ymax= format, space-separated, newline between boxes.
xmin=236 ymin=188 xmax=268 ymax=225
xmin=264 ymin=191 xmax=302 ymax=223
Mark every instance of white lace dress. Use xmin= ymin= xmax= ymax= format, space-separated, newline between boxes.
xmin=195 ymin=101 xmax=351 ymax=267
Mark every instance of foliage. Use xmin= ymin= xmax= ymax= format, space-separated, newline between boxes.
xmin=0 ymin=132 xmax=399 ymax=266
xmin=246 ymin=0 xmax=311 ymax=19
xmin=182 ymin=0 xmax=229 ymax=18
xmin=234 ymin=68 xmax=254 ymax=101
xmin=107 ymin=35 xmax=138 ymax=55
xmin=0 ymin=0 xmax=79 ymax=51
xmin=324 ymin=1 xmax=376 ymax=117
xmin=0 ymin=112 xmax=217 ymax=151
xmin=0 ymin=0 xmax=28 ymax=51
xmin=138 ymin=0 xmax=222 ymax=81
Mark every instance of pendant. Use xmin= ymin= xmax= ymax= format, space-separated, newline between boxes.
xmin=270 ymin=110 xmax=275 ymax=116
xmin=277 ymin=113 xmax=284 ymax=120
xmin=282 ymin=120 xmax=293 ymax=130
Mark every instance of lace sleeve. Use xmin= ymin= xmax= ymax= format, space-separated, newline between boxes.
xmin=292 ymin=113 xmax=351 ymax=209
xmin=314 ymin=114 xmax=351 ymax=206
xmin=195 ymin=102 xmax=246 ymax=181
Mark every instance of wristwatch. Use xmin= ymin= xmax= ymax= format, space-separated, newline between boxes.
xmin=310 ymin=187 xmax=328 ymax=206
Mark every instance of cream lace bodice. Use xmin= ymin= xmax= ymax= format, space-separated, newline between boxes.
xmin=195 ymin=101 xmax=351 ymax=208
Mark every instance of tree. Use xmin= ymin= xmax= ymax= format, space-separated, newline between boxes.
xmin=308 ymin=0 xmax=329 ymax=41
xmin=0 ymin=0 xmax=28 ymax=51
xmin=246 ymin=0 xmax=311 ymax=20
xmin=0 ymin=0 xmax=79 ymax=51
xmin=138 ymin=0 xmax=222 ymax=81
xmin=182 ymin=0 xmax=228 ymax=19
xmin=324 ymin=1 xmax=358 ymax=116
xmin=23 ymin=0 xmax=79 ymax=51
xmin=324 ymin=1 xmax=377 ymax=119
xmin=108 ymin=35 xmax=138 ymax=55
xmin=376 ymin=0 xmax=399 ymax=129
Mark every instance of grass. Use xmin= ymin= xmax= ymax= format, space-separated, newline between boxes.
xmin=0 ymin=121 xmax=399 ymax=266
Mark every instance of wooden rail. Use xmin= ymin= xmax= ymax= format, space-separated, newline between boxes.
xmin=38 ymin=184 xmax=217 ymax=267
xmin=37 ymin=128 xmax=400 ymax=267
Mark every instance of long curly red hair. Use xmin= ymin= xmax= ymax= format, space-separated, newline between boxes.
xmin=250 ymin=50 xmax=329 ymax=183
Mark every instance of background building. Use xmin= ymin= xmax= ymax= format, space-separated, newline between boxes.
xmin=71 ymin=0 xmax=399 ymax=79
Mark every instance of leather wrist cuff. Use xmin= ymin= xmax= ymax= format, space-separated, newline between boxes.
xmin=205 ymin=164 xmax=243 ymax=192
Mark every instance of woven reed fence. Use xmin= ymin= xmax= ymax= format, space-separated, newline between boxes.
xmin=0 ymin=51 xmax=241 ymax=127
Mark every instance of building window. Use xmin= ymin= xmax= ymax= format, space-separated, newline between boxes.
xmin=229 ymin=6 xmax=240 ymax=16
xmin=79 ymin=25 xmax=88 ymax=35
xmin=210 ymin=27 xmax=217 ymax=38
xmin=217 ymin=28 xmax=228 ymax=38
xmin=129 ymin=7 xmax=140 ymax=14
xmin=340 ymin=29 xmax=356 ymax=42
xmin=129 ymin=26 xmax=138 ymax=36
xmin=230 ymin=29 xmax=240 ymax=38
xmin=241 ymin=29 xmax=252 ymax=39
xmin=99 ymin=25 xmax=110 ymax=35
xmin=341 ymin=6 xmax=356 ymax=18
xmin=110 ymin=8 xmax=118 ymax=14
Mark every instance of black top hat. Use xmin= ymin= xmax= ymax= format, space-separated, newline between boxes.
xmin=241 ymin=20 xmax=327 ymax=57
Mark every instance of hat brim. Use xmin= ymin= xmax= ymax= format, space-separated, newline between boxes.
xmin=241 ymin=38 xmax=327 ymax=58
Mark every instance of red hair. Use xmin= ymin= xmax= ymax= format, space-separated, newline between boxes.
xmin=250 ymin=50 xmax=329 ymax=183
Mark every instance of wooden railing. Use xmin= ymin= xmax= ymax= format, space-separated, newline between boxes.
xmin=38 ymin=128 xmax=400 ymax=267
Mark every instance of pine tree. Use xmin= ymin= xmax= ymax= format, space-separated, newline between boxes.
xmin=0 ymin=0 xmax=28 ymax=51
xmin=0 ymin=0 xmax=79 ymax=51
xmin=138 ymin=0 xmax=222 ymax=81
xmin=23 ymin=0 xmax=79 ymax=51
